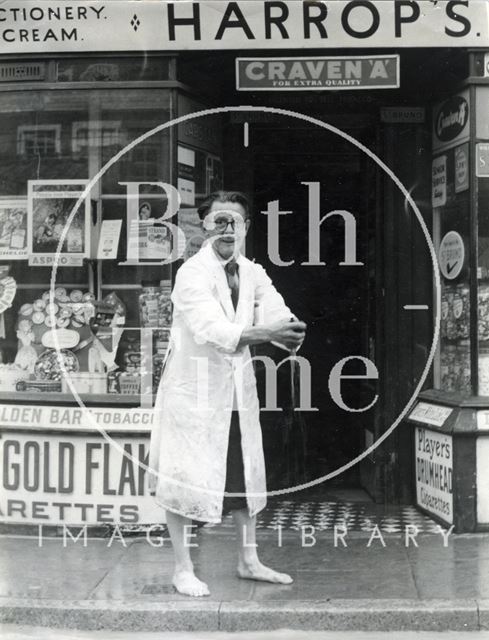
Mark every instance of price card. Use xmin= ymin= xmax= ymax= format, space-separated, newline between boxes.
xmin=97 ymin=220 xmax=122 ymax=259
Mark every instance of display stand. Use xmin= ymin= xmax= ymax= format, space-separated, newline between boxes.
xmin=408 ymin=54 xmax=489 ymax=532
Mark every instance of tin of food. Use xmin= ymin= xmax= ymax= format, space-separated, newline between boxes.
xmin=59 ymin=306 xmax=72 ymax=319
xmin=20 ymin=303 xmax=33 ymax=316
xmin=55 ymin=287 xmax=67 ymax=300
xmin=33 ymin=299 xmax=46 ymax=311
xmin=18 ymin=319 xmax=32 ymax=332
xmin=45 ymin=302 xmax=59 ymax=316
xmin=70 ymin=289 xmax=83 ymax=302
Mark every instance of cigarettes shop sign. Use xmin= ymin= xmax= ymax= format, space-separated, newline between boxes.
xmin=0 ymin=0 xmax=487 ymax=54
xmin=433 ymin=90 xmax=470 ymax=153
xmin=0 ymin=403 xmax=155 ymax=430
xmin=0 ymin=431 xmax=165 ymax=525
xmin=236 ymin=56 xmax=399 ymax=91
xmin=415 ymin=427 xmax=453 ymax=525
xmin=438 ymin=231 xmax=465 ymax=281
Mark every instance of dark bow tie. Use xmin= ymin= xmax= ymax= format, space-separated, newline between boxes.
xmin=224 ymin=260 xmax=239 ymax=309
xmin=225 ymin=259 xmax=238 ymax=276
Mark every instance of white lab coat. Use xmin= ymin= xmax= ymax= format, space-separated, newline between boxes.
xmin=149 ymin=242 xmax=292 ymax=523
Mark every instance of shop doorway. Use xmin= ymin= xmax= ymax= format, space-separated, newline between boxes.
xmin=241 ymin=116 xmax=379 ymax=491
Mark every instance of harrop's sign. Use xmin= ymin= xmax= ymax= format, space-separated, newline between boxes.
xmin=0 ymin=1 xmax=486 ymax=54
xmin=236 ymin=55 xmax=399 ymax=91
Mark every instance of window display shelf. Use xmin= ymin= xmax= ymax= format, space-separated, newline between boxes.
xmin=420 ymin=388 xmax=489 ymax=409
xmin=0 ymin=391 xmax=147 ymax=405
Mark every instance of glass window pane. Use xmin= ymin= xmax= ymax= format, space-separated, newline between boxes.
xmin=99 ymin=90 xmax=171 ymax=195
xmin=0 ymin=86 xmax=173 ymax=392
xmin=0 ymin=90 xmax=90 ymax=194
xmin=478 ymin=152 xmax=489 ymax=395
xmin=435 ymin=148 xmax=471 ymax=395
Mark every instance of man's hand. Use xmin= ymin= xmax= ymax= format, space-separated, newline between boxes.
xmin=237 ymin=319 xmax=306 ymax=350
xmin=268 ymin=319 xmax=306 ymax=351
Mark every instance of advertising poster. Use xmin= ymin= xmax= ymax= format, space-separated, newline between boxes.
xmin=27 ymin=180 xmax=90 ymax=267
xmin=0 ymin=421 xmax=165 ymax=526
xmin=125 ymin=200 xmax=172 ymax=263
xmin=177 ymin=207 xmax=206 ymax=260
xmin=0 ymin=199 xmax=28 ymax=259
xmin=415 ymin=426 xmax=454 ymax=525
xmin=2 ymin=0 xmax=489 ymax=637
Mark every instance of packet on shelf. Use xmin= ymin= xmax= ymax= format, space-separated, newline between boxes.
xmin=139 ymin=283 xmax=160 ymax=328
xmin=139 ymin=280 xmax=172 ymax=329
xmin=0 ymin=363 xmax=30 ymax=391
xmin=453 ymin=284 xmax=469 ymax=340
xmin=479 ymin=283 xmax=489 ymax=342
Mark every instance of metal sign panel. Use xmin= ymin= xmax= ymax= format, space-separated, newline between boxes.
xmin=236 ymin=55 xmax=400 ymax=91
xmin=0 ymin=430 xmax=164 ymax=525
xmin=433 ymin=90 xmax=470 ymax=153
xmin=415 ymin=426 xmax=453 ymax=525
xmin=380 ymin=107 xmax=425 ymax=123
xmin=409 ymin=402 xmax=453 ymax=427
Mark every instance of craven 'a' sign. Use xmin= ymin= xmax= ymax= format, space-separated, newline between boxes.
xmin=236 ymin=55 xmax=400 ymax=91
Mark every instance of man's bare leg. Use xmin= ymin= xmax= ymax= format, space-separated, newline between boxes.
xmin=231 ymin=508 xmax=293 ymax=584
xmin=165 ymin=510 xmax=210 ymax=597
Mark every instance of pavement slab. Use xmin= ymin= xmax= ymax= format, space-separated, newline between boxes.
xmin=3 ymin=508 xmax=489 ymax=631
xmin=218 ymin=599 xmax=479 ymax=632
xmin=5 ymin=629 xmax=489 ymax=640
xmin=0 ymin=598 xmax=480 ymax=632
xmin=0 ymin=600 xmax=221 ymax=632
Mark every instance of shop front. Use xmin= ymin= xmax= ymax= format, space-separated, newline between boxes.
xmin=0 ymin=0 xmax=488 ymax=531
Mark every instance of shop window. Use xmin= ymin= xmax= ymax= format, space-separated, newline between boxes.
xmin=433 ymin=164 xmax=471 ymax=395
xmin=0 ymin=85 xmax=174 ymax=403
xmin=17 ymin=125 xmax=61 ymax=157
xmin=101 ymin=120 xmax=171 ymax=194
xmin=122 ymin=140 xmax=160 ymax=181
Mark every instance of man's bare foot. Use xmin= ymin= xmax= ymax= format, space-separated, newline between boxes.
xmin=237 ymin=560 xmax=293 ymax=584
xmin=172 ymin=570 xmax=210 ymax=597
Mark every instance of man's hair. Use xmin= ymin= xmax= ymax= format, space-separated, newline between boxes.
xmin=197 ymin=190 xmax=250 ymax=221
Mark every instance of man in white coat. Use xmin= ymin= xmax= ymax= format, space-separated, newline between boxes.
xmin=149 ymin=190 xmax=306 ymax=597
